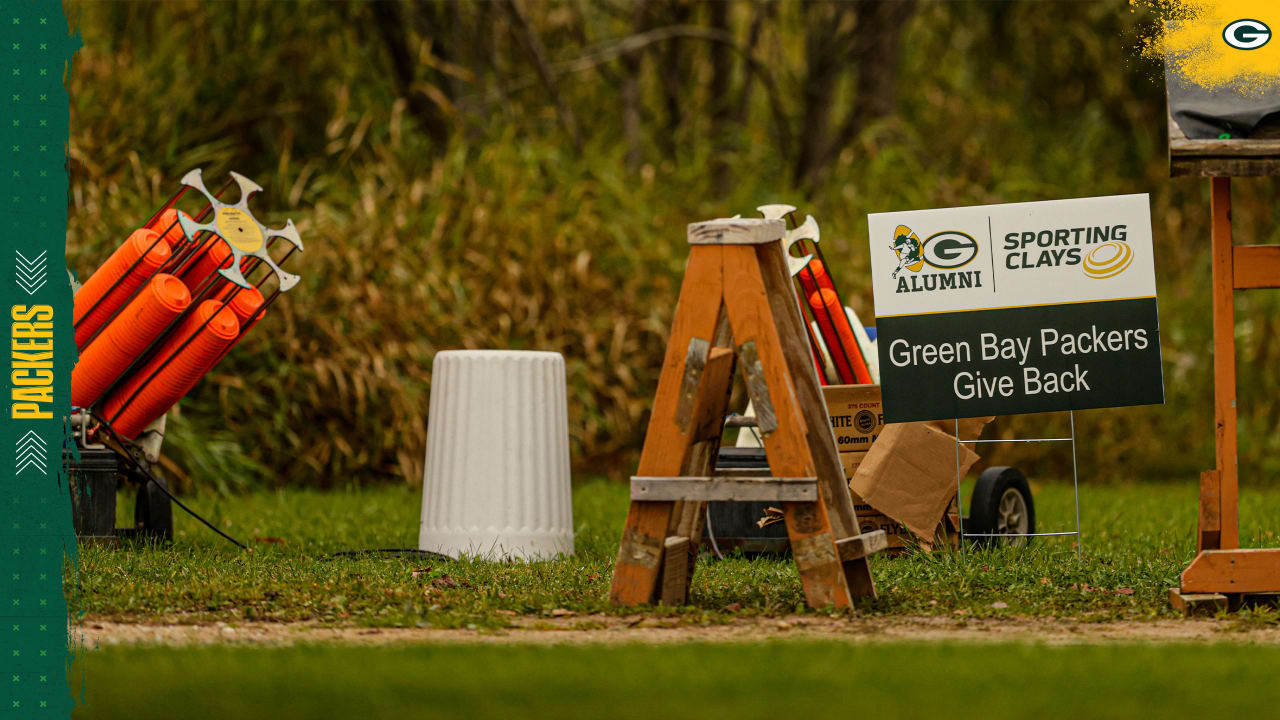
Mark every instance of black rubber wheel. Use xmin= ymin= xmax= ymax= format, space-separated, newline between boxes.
xmin=134 ymin=475 xmax=174 ymax=542
xmin=967 ymin=466 xmax=1034 ymax=547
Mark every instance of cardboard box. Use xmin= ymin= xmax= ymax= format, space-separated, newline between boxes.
xmin=823 ymin=384 xmax=883 ymax=453
xmin=825 ymin=384 xmax=974 ymax=550
xmin=851 ymin=422 xmax=979 ymax=540
xmin=838 ymin=450 xmax=866 ymax=479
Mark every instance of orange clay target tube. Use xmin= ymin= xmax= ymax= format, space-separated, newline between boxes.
xmin=73 ymin=228 xmax=171 ymax=350
xmin=148 ymin=208 xmax=192 ymax=248
xmin=101 ymin=299 xmax=240 ymax=438
xmin=809 ymin=288 xmax=872 ymax=385
xmin=71 ymin=274 xmax=191 ymax=408
xmin=220 ymin=285 xmax=265 ymax=338
xmin=178 ymin=236 xmax=237 ymax=294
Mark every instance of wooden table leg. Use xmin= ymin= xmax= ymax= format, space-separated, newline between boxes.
xmin=1210 ymin=177 xmax=1238 ymax=550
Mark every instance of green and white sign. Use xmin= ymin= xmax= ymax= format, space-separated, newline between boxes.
xmin=868 ymin=194 xmax=1164 ymax=423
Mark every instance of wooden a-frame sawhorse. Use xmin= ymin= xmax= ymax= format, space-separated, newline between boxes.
xmin=1169 ymin=115 xmax=1280 ymax=611
xmin=609 ymin=218 xmax=886 ymax=609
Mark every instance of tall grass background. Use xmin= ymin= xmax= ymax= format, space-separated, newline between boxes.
xmin=64 ymin=1 xmax=1280 ymax=492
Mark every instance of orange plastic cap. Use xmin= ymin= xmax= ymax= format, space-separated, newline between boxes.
xmin=74 ymin=228 xmax=172 ymax=349
xmin=71 ymin=273 xmax=191 ymax=408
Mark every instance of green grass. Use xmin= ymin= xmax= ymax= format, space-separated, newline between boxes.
xmin=71 ymin=479 xmax=1280 ymax=628
xmin=73 ymin=641 xmax=1280 ymax=719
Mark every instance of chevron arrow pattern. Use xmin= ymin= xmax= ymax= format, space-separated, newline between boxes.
xmin=15 ymin=249 xmax=48 ymax=296
xmin=15 ymin=430 xmax=48 ymax=476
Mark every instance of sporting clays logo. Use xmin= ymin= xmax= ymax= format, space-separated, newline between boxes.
xmin=1224 ymin=19 xmax=1271 ymax=50
xmin=890 ymin=225 xmax=982 ymax=294
xmin=1082 ymin=241 xmax=1135 ymax=279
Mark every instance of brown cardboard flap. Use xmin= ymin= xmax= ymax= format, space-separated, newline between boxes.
xmin=926 ymin=417 xmax=995 ymax=440
xmin=850 ymin=422 xmax=979 ymax=539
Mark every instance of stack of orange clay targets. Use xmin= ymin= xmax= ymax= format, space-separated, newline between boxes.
xmin=71 ymin=169 xmax=303 ymax=439
xmin=756 ymin=204 xmax=876 ymax=387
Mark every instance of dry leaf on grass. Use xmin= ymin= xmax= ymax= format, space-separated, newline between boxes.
xmin=757 ymin=507 xmax=785 ymax=529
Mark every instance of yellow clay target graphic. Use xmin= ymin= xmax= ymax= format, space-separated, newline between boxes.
xmin=1082 ymin=241 xmax=1134 ymax=279
xmin=217 ymin=207 xmax=265 ymax=253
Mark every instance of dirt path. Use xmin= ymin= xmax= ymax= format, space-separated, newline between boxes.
xmin=78 ymin=615 xmax=1280 ymax=648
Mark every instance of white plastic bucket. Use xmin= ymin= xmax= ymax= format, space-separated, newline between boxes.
xmin=418 ymin=350 xmax=574 ymax=560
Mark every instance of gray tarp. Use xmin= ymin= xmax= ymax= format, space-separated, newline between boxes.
xmin=1167 ymin=65 xmax=1280 ymax=139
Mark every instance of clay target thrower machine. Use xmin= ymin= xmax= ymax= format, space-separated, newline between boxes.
xmin=66 ymin=169 xmax=303 ymax=542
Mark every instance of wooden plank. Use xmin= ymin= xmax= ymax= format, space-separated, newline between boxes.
xmin=752 ymin=240 xmax=877 ymax=600
xmin=687 ymin=218 xmax=785 ymax=245
xmin=836 ymin=530 xmax=888 ymax=562
xmin=721 ymin=243 xmax=851 ymax=609
xmin=1199 ymin=469 xmax=1221 ymax=552
xmin=631 ymin=476 xmax=819 ymax=502
xmin=1181 ymin=549 xmax=1280 ymax=594
xmin=610 ymin=245 xmax=725 ymax=605
xmin=659 ymin=536 xmax=690 ymax=606
xmin=1172 ymin=156 xmax=1280 ymax=177
xmin=688 ymin=347 xmax=735 ymax=441
xmin=1210 ymin=178 xmax=1239 ymax=550
xmin=1232 ymin=245 xmax=1280 ymax=290
xmin=737 ymin=341 xmax=778 ymax=435
xmin=1168 ymin=106 xmax=1280 ymax=177
xmin=673 ymin=338 xmax=710 ymax=433
xmin=1168 ymin=587 xmax=1229 ymax=616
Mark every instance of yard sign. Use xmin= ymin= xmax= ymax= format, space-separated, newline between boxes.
xmin=868 ymin=194 xmax=1164 ymax=423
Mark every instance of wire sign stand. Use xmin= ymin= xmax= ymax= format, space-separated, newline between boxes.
xmin=952 ymin=411 xmax=1083 ymax=558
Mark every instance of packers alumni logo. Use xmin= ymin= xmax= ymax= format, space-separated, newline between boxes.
xmin=891 ymin=225 xmax=982 ymax=294
xmin=1082 ymin=241 xmax=1134 ymax=279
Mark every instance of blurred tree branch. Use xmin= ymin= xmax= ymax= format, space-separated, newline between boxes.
xmin=622 ymin=0 xmax=650 ymax=170
xmin=504 ymin=0 xmax=584 ymax=156
xmin=462 ymin=24 xmax=794 ymax=162
xmin=794 ymin=0 xmax=918 ymax=188
xmin=367 ymin=1 xmax=459 ymax=152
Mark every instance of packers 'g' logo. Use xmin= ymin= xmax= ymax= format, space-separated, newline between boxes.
xmin=1224 ymin=19 xmax=1271 ymax=50
xmin=1082 ymin=241 xmax=1133 ymax=279
xmin=891 ymin=225 xmax=978 ymax=279
xmin=922 ymin=231 xmax=978 ymax=269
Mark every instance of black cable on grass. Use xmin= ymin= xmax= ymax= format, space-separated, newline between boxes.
xmin=326 ymin=549 xmax=452 ymax=561
xmin=94 ymin=414 xmax=434 ymax=560
xmin=93 ymin=414 xmax=249 ymax=551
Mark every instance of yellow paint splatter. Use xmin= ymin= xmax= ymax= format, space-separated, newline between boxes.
xmin=1134 ymin=0 xmax=1280 ymax=95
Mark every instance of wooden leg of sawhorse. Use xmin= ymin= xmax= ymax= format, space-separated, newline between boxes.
xmin=1208 ymin=176 xmax=1239 ymax=552
xmin=733 ymin=240 xmax=877 ymax=602
xmin=722 ymin=244 xmax=857 ymax=608
xmin=658 ymin=341 xmax=736 ymax=605
xmin=612 ymin=244 xmax=737 ymax=606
